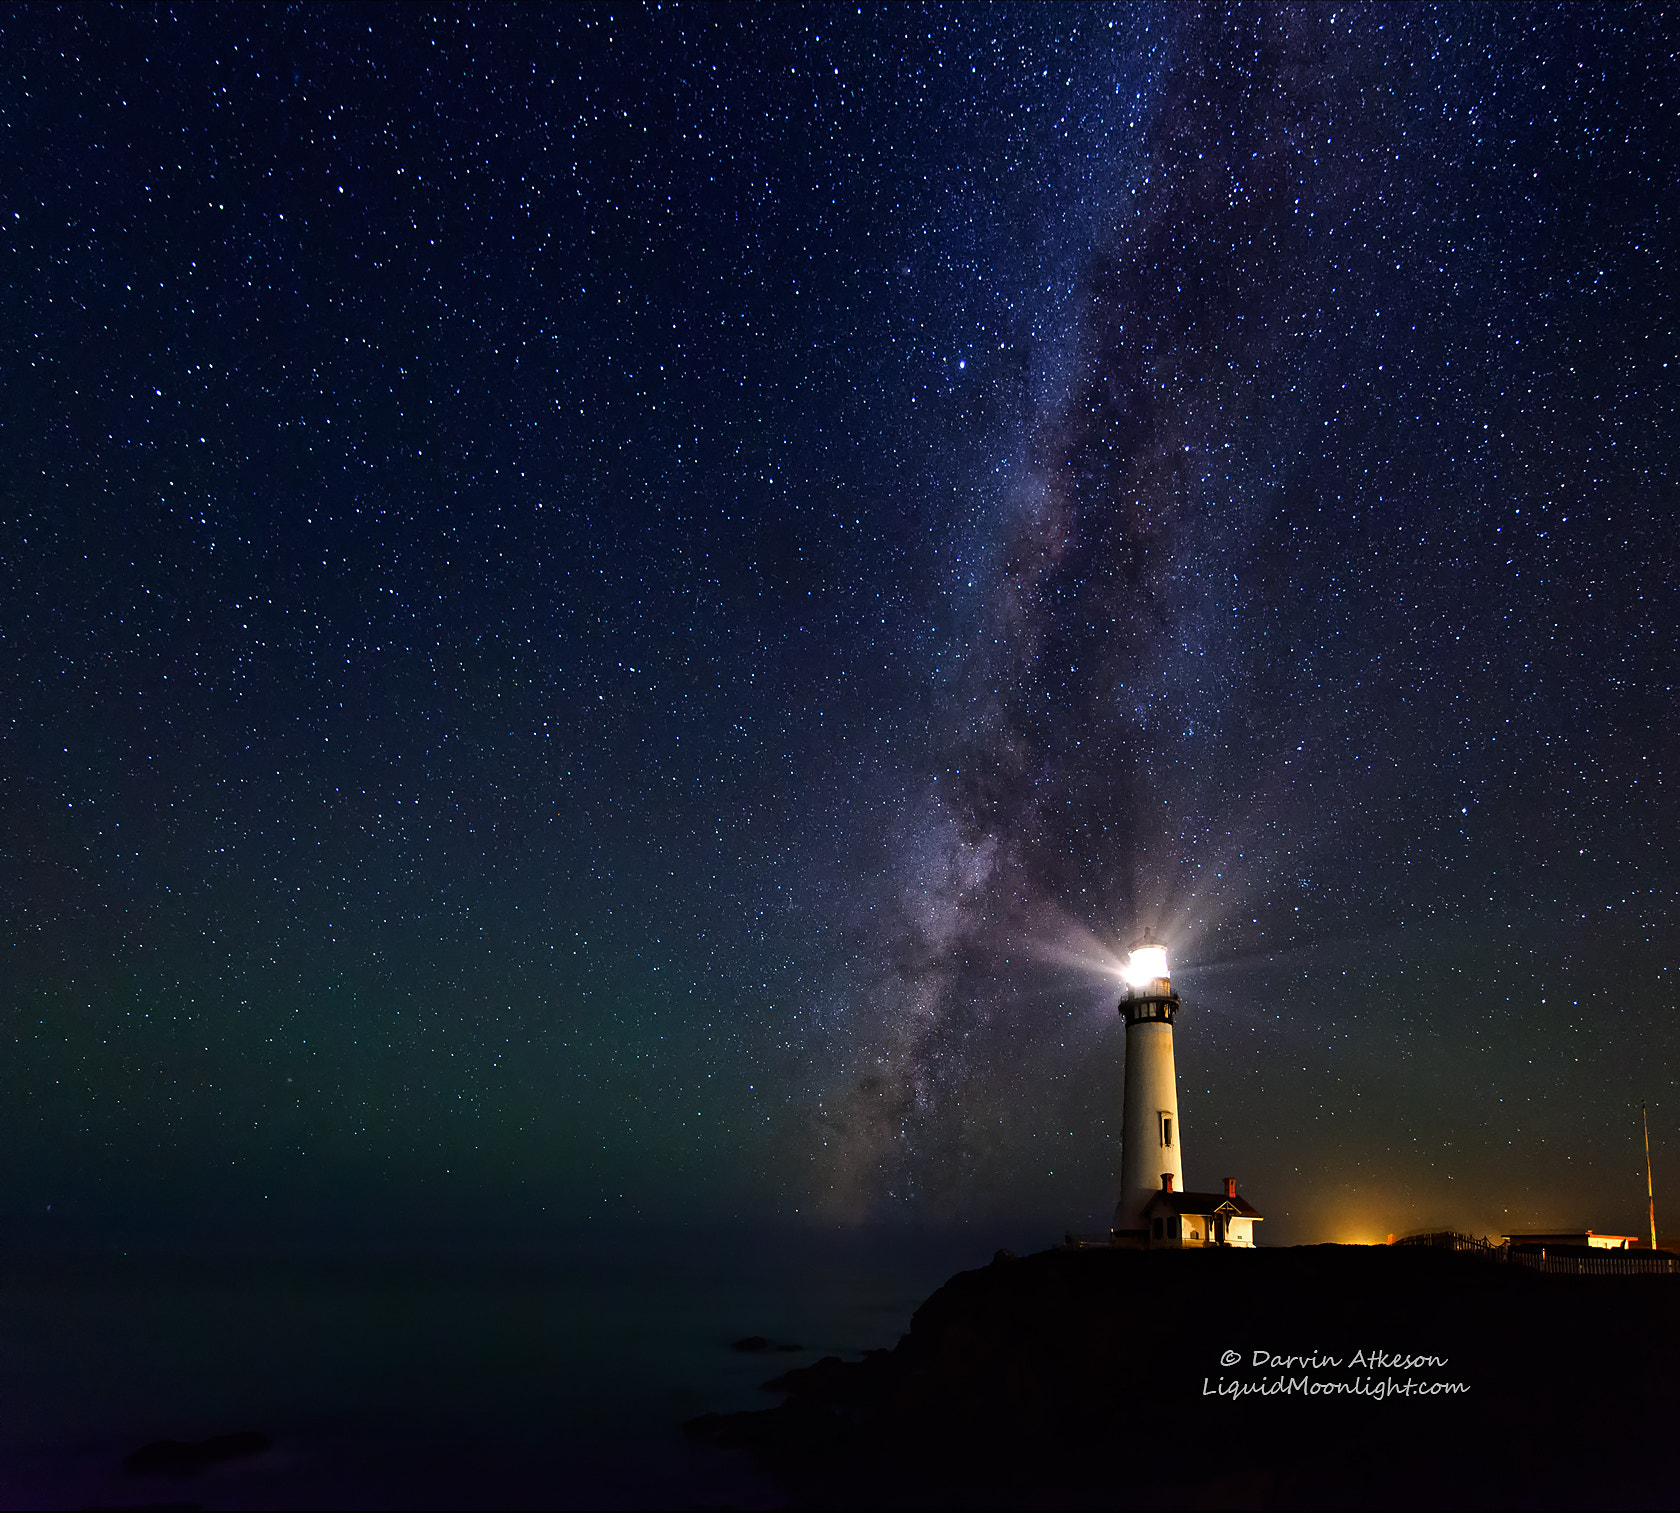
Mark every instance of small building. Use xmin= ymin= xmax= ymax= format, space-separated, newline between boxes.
xmin=1141 ymin=1176 xmax=1263 ymax=1248
xmin=1503 ymin=1230 xmax=1639 ymax=1251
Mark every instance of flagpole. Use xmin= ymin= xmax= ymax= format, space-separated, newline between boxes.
xmin=1643 ymin=1103 xmax=1658 ymax=1253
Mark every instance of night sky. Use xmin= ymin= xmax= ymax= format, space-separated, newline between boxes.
xmin=4 ymin=5 xmax=1676 ymax=1249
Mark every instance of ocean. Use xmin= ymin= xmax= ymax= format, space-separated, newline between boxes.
xmin=0 ymin=1219 xmax=1040 ymax=1509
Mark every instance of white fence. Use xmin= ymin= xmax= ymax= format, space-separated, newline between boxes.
xmin=1397 ymin=1231 xmax=1680 ymax=1275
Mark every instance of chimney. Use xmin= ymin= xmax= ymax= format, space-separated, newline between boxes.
xmin=1161 ymin=1173 xmax=1174 ymax=1192
xmin=1224 ymin=1177 xmax=1237 ymax=1199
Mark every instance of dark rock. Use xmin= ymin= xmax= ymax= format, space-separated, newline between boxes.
xmin=731 ymin=1335 xmax=771 ymax=1352
xmin=684 ymin=1411 xmax=726 ymax=1439
xmin=763 ymin=1353 xmax=842 ymax=1395
xmin=123 ymin=1431 xmax=272 ymax=1476
xmin=763 ymin=1349 xmax=896 ymax=1401
xmin=990 ymin=1248 xmax=1018 ymax=1265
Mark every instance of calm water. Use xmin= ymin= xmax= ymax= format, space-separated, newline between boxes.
xmin=0 ymin=1222 xmax=1028 ymax=1509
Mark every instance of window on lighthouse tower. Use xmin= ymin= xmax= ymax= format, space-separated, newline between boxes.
xmin=1159 ymin=1113 xmax=1173 ymax=1148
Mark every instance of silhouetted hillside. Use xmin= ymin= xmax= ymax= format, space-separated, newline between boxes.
xmin=689 ymin=1244 xmax=1680 ymax=1509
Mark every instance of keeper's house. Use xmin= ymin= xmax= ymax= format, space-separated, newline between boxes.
xmin=1503 ymin=1230 xmax=1639 ymax=1251
xmin=1141 ymin=1175 xmax=1263 ymax=1248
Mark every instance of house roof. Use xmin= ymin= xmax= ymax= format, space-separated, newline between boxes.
xmin=1503 ymin=1231 xmax=1639 ymax=1244
xmin=1143 ymin=1190 xmax=1263 ymax=1219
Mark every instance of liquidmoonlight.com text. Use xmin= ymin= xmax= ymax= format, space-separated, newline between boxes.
xmin=1203 ymin=1348 xmax=1470 ymax=1400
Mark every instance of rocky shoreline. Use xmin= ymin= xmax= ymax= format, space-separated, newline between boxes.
xmin=688 ymin=1243 xmax=1680 ymax=1509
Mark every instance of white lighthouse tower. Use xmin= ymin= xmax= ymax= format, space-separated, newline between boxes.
xmin=1113 ymin=936 xmax=1184 ymax=1239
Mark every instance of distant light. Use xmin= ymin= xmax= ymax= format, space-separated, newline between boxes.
xmin=1123 ymin=945 xmax=1168 ymax=987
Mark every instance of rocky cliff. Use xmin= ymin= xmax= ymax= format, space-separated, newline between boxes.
xmin=689 ymin=1243 xmax=1680 ymax=1509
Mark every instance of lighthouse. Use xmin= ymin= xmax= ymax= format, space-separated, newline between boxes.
xmin=1113 ymin=937 xmax=1184 ymax=1239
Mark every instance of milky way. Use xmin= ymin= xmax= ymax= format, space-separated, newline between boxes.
xmin=3 ymin=6 xmax=1675 ymax=1245
xmin=814 ymin=6 xmax=1678 ymax=1230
